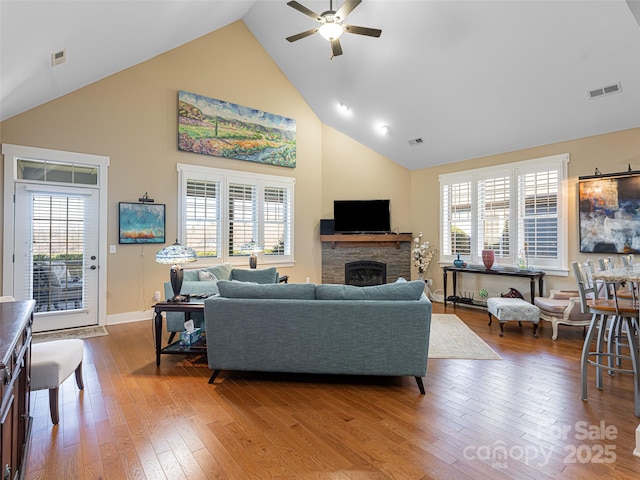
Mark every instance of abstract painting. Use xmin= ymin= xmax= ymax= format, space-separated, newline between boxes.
xmin=579 ymin=175 xmax=640 ymax=253
xmin=178 ymin=91 xmax=296 ymax=168
xmin=119 ymin=203 xmax=166 ymax=244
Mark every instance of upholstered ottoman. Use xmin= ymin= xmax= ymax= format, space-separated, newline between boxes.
xmin=31 ymin=339 xmax=84 ymax=424
xmin=487 ymin=297 xmax=540 ymax=338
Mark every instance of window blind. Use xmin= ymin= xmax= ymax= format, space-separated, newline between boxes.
xmin=477 ymin=176 xmax=510 ymax=257
xmin=185 ymin=179 xmax=220 ymax=258
xmin=228 ymin=183 xmax=257 ymax=257
xmin=442 ymin=181 xmax=472 ymax=256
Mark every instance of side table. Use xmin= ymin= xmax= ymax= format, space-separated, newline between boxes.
xmin=153 ymin=301 xmax=206 ymax=366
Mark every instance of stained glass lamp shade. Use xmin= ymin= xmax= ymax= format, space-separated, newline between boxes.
xmin=156 ymin=241 xmax=197 ymax=302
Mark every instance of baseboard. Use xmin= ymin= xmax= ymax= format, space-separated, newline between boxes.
xmin=106 ymin=309 xmax=154 ymax=326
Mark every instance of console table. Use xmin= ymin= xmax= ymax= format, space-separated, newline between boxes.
xmin=443 ymin=265 xmax=545 ymax=307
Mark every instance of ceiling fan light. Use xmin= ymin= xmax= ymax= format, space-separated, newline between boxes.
xmin=319 ymin=22 xmax=344 ymax=41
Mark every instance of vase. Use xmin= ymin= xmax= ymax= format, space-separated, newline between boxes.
xmin=418 ymin=271 xmax=424 ymax=281
xmin=482 ymin=249 xmax=495 ymax=270
xmin=453 ymin=253 xmax=464 ymax=268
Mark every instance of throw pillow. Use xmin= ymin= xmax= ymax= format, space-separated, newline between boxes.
xmin=198 ymin=270 xmax=218 ymax=282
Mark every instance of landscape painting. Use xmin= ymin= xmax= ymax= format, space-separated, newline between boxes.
xmin=178 ymin=91 xmax=296 ymax=168
xmin=119 ymin=203 xmax=166 ymax=244
xmin=579 ymin=175 xmax=640 ymax=253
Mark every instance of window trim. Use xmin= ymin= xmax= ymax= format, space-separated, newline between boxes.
xmin=439 ymin=154 xmax=569 ymax=275
xmin=177 ymin=163 xmax=295 ymax=268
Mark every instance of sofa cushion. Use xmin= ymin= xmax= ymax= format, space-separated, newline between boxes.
xmin=534 ymin=297 xmax=570 ymax=315
xmin=183 ymin=269 xmax=199 ymax=282
xmin=231 ymin=267 xmax=278 ymax=284
xmin=317 ymin=280 xmax=425 ymax=301
xmin=217 ymin=280 xmax=317 ymax=300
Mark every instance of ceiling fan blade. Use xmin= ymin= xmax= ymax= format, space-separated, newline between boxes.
xmin=286 ymin=27 xmax=320 ymax=42
xmin=286 ymin=1 xmax=322 ymax=22
xmin=330 ymin=38 xmax=343 ymax=58
xmin=335 ymin=0 xmax=361 ymax=21
xmin=344 ymin=24 xmax=382 ymax=38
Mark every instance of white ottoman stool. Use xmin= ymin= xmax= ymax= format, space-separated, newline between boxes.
xmin=487 ymin=297 xmax=540 ymax=338
xmin=31 ymin=339 xmax=84 ymax=424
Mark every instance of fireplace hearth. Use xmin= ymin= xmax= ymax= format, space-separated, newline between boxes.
xmin=345 ymin=261 xmax=387 ymax=286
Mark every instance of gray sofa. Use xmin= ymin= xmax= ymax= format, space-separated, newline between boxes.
xmin=204 ymin=279 xmax=432 ymax=393
xmin=163 ymin=264 xmax=279 ymax=333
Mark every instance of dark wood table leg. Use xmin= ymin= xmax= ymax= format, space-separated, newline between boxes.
xmin=452 ymin=271 xmax=458 ymax=305
xmin=530 ymin=278 xmax=535 ymax=304
xmin=443 ymin=270 xmax=448 ymax=306
xmin=154 ymin=308 xmax=163 ymax=366
xmin=539 ymin=277 xmax=544 ymax=297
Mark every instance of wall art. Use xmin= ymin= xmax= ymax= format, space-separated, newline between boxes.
xmin=178 ymin=90 xmax=296 ymax=168
xmin=579 ymin=175 xmax=640 ymax=253
xmin=119 ymin=202 xmax=166 ymax=244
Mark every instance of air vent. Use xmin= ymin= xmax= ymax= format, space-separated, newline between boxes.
xmin=588 ymin=82 xmax=621 ymax=99
xmin=51 ymin=49 xmax=66 ymax=67
xmin=408 ymin=138 xmax=424 ymax=146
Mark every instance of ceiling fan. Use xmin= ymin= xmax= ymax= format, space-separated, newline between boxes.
xmin=286 ymin=0 xmax=382 ymax=58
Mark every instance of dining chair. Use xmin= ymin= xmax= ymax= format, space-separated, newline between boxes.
xmin=572 ymin=261 xmax=640 ymax=417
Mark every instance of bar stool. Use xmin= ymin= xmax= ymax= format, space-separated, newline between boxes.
xmin=572 ymin=261 xmax=640 ymax=417
xmin=598 ymin=257 xmax=637 ymax=371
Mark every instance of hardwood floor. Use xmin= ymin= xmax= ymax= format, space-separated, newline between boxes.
xmin=25 ymin=304 xmax=640 ymax=479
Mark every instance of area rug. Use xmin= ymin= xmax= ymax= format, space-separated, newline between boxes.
xmin=429 ymin=314 xmax=502 ymax=360
xmin=32 ymin=325 xmax=109 ymax=343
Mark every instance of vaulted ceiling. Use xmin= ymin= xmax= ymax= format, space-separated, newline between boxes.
xmin=2 ymin=1 xmax=639 ymax=170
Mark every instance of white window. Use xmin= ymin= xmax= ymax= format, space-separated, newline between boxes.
xmin=177 ymin=164 xmax=294 ymax=266
xmin=439 ymin=154 xmax=569 ymax=274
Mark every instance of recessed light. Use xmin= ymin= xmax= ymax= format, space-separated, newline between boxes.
xmin=338 ymin=102 xmax=351 ymax=114
xmin=378 ymin=124 xmax=389 ymax=135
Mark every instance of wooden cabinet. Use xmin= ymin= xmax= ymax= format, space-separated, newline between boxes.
xmin=0 ymin=300 xmax=34 ymax=480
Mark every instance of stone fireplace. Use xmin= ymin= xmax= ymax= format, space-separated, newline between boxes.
xmin=345 ymin=261 xmax=387 ymax=286
xmin=320 ymin=234 xmax=412 ymax=285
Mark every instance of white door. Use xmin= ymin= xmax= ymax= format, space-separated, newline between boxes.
xmin=13 ymin=183 xmax=100 ymax=332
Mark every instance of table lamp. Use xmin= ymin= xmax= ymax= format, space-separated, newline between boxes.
xmin=242 ymin=240 xmax=264 ymax=269
xmin=156 ymin=241 xmax=197 ymax=302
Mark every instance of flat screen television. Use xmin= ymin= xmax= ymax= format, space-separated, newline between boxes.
xmin=333 ymin=199 xmax=391 ymax=234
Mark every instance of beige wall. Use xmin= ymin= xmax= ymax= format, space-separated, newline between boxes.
xmin=0 ymin=21 xmax=411 ymax=318
xmin=411 ymin=127 xmax=640 ymax=297
xmin=321 ymin=124 xmax=412 ymax=230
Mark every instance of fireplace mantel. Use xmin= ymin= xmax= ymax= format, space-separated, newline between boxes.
xmin=320 ymin=233 xmax=412 ymax=249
